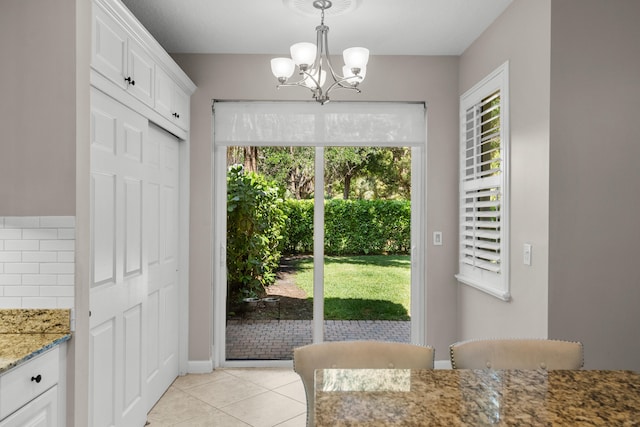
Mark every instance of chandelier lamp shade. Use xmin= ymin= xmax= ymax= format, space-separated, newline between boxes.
xmin=270 ymin=0 xmax=369 ymax=104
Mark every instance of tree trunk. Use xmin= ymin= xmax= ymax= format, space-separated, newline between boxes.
xmin=243 ymin=146 xmax=258 ymax=173
xmin=343 ymin=174 xmax=352 ymax=200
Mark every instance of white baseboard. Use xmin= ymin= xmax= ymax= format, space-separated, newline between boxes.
xmin=187 ymin=359 xmax=213 ymax=374
xmin=435 ymin=360 xmax=452 ymax=369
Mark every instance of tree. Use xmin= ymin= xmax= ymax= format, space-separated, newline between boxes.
xmin=362 ymin=147 xmax=411 ymax=200
xmin=325 ymin=147 xmax=388 ymax=199
xmin=226 ymin=146 xmax=259 ymax=173
xmin=259 ymin=146 xmax=315 ymax=199
xmin=228 ymin=145 xmax=411 ymax=201
xmin=244 ymin=146 xmax=258 ymax=173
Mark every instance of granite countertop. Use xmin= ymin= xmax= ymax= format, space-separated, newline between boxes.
xmin=0 ymin=309 xmax=72 ymax=374
xmin=315 ymin=368 xmax=640 ymax=426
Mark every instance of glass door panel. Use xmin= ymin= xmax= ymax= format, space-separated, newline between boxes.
xmin=225 ymin=146 xmax=315 ymax=361
xmin=222 ymin=144 xmax=417 ymax=363
xmin=322 ymin=147 xmax=412 ymax=343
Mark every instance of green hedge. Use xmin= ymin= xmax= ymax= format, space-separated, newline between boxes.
xmin=282 ymin=199 xmax=410 ymax=255
xmin=227 ymin=165 xmax=286 ymax=303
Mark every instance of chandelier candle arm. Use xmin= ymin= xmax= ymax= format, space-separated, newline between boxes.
xmin=270 ymin=0 xmax=369 ymax=104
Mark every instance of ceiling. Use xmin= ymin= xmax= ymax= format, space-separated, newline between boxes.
xmin=120 ymin=0 xmax=513 ymax=56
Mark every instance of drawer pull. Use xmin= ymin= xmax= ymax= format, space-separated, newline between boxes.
xmin=31 ymin=374 xmax=42 ymax=383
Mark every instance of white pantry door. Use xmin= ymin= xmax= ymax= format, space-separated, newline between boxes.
xmin=144 ymin=124 xmax=180 ymax=410
xmin=89 ymin=89 xmax=181 ymax=426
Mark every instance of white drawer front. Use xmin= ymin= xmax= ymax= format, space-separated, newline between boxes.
xmin=0 ymin=386 xmax=57 ymax=427
xmin=0 ymin=347 xmax=59 ymax=420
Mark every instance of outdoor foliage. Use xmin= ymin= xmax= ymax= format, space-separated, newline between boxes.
xmin=281 ymin=199 xmax=314 ymax=254
xmin=228 ymin=146 xmax=411 ymax=200
xmin=325 ymin=199 xmax=411 ymax=254
xmin=282 ymin=199 xmax=411 ymax=255
xmin=227 ymin=165 xmax=286 ymax=303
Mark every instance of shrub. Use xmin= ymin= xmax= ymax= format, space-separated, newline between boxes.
xmin=282 ymin=199 xmax=410 ymax=255
xmin=227 ymin=165 xmax=286 ymax=303
xmin=282 ymin=199 xmax=314 ymax=254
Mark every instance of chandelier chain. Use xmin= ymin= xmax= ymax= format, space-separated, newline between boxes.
xmin=313 ymin=0 xmax=331 ymax=25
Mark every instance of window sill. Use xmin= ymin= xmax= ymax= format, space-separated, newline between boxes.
xmin=455 ymin=274 xmax=511 ymax=301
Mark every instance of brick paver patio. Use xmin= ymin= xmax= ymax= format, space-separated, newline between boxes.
xmin=226 ymin=319 xmax=410 ymax=360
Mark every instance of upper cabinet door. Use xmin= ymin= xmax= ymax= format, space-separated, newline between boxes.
xmin=127 ymin=39 xmax=155 ymax=107
xmin=172 ymin=85 xmax=190 ymax=131
xmin=155 ymin=67 xmax=190 ymax=131
xmin=154 ymin=66 xmax=173 ymax=119
xmin=92 ymin=3 xmax=155 ymax=108
xmin=92 ymin=6 xmax=127 ymax=90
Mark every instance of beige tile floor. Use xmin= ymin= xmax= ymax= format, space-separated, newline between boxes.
xmin=146 ymin=368 xmax=308 ymax=427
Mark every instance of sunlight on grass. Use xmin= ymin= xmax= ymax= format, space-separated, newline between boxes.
xmin=293 ymin=255 xmax=411 ymax=320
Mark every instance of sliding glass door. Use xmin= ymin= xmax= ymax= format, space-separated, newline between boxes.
xmin=212 ymin=101 xmax=426 ymax=366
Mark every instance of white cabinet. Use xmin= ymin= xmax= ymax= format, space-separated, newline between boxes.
xmin=92 ymin=3 xmax=155 ymax=107
xmin=0 ymin=347 xmax=64 ymax=427
xmin=155 ymin=66 xmax=190 ymax=130
xmin=0 ymin=387 xmax=57 ymax=427
xmin=91 ymin=0 xmax=195 ymax=137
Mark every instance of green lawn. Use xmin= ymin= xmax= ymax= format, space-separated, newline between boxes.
xmin=292 ymin=255 xmax=411 ymax=320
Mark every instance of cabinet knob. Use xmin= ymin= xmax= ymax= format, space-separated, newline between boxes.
xmin=172 ymin=112 xmax=180 ymax=118
xmin=125 ymin=76 xmax=136 ymax=86
xmin=31 ymin=374 xmax=42 ymax=383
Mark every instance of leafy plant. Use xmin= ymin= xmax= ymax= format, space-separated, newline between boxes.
xmin=227 ymin=165 xmax=286 ymax=304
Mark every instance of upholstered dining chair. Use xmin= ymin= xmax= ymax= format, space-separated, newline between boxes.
xmin=449 ymin=338 xmax=584 ymax=370
xmin=293 ymin=340 xmax=435 ymax=427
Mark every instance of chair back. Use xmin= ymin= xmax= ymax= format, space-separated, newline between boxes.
xmin=449 ymin=338 xmax=583 ymax=370
xmin=294 ymin=340 xmax=435 ymax=426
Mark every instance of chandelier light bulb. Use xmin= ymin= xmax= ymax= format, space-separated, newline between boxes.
xmin=290 ymin=42 xmax=317 ymax=69
xmin=343 ymin=47 xmax=370 ymax=70
xmin=304 ymin=68 xmax=327 ymax=88
xmin=271 ymin=58 xmax=295 ymax=82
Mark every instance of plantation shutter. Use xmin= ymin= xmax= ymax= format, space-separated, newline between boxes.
xmin=212 ymin=101 xmax=425 ymax=147
xmin=456 ymin=62 xmax=510 ymax=301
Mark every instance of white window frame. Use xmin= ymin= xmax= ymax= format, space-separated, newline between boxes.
xmin=455 ymin=62 xmax=510 ymax=301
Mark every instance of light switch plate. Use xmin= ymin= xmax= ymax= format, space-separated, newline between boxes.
xmin=433 ymin=231 xmax=443 ymax=246
xmin=523 ymin=243 xmax=532 ymax=265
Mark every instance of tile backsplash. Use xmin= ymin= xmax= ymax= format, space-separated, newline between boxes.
xmin=0 ymin=216 xmax=75 ymax=308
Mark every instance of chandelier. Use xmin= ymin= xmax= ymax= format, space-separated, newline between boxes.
xmin=270 ymin=0 xmax=369 ymax=105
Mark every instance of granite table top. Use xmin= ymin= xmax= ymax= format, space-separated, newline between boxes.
xmin=315 ymin=368 xmax=640 ymax=426
xmin=0 ymin=309 xmax=72 ymax=374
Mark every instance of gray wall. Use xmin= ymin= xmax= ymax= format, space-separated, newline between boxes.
xmin=457 ymin=0 xmax=640 ymax=371
xmin=172 ymin=53 xmax=461 ymax=361
xmin=457 ymin=1 xmax=552 ymax=339
xmin=0 ymin=1 xmax=91 ymax=425
xmin=0 ymin=0 xmax=76 ymax=216
xmin=548 ymin=0 xmax=640 ymax=371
